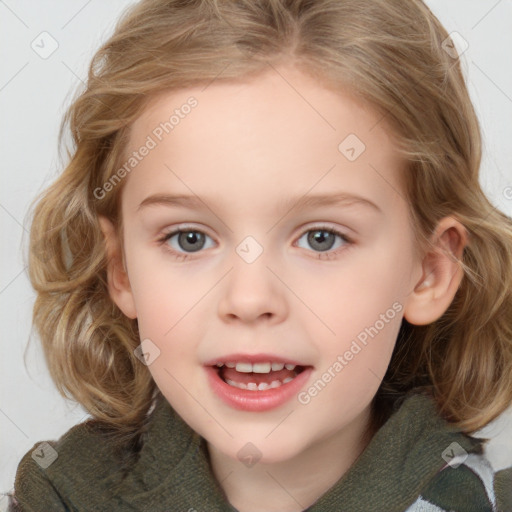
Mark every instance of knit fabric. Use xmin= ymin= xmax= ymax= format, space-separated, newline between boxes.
xmin=9 ymin=393 xmax=512 ymax=511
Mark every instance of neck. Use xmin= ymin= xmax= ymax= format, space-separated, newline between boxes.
xmin=207 ymin=405 xmax=375 ymax=512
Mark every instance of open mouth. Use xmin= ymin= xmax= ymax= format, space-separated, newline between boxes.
xmin=205 ymin=356 xmax=314 ymax=411
xmin=213 ymin=361 xmax=307 ymax=391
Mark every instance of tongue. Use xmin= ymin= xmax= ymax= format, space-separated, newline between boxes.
xmin=220 ymin=367 xmax=297 ymax=385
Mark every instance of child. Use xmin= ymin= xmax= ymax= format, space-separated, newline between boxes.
xmin=10 ymin=0 xmax=512 ymax=510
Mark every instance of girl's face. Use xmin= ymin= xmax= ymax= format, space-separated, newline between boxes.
xmin=112 ymin=65 xmax=424 ymax=464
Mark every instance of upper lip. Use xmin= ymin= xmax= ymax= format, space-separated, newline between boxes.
xmin=203 ymin=353 xmax=310 ymax=367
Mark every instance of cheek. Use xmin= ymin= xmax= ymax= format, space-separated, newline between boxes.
xmin=302 ymin=310 xmax=402 ymax=422
xmin=125 ymin=248 xmax=213 ymax=380
xmin=125 ymin=246 xmax=203 ymax=335
xmin=297 ymin=240 xmax=409 ymax=387
xmin=301 ymin=247 xmax=409 ymax=331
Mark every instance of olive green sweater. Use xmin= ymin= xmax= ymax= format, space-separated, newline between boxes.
xmin=10 ymin=393 xmax=512 ymax=511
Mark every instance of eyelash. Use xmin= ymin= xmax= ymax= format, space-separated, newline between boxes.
xmin=157 ymin=225 xmax=354 ymax=261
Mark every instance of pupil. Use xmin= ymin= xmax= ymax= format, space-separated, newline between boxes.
xmin=179 ymin=231 xmax=205 ymax=252
xmin=309 ymin=230 xmax=334 ymax=251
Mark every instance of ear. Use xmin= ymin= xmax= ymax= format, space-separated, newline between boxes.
xmin=404 ymin=216 xmax=468 ymax=325
xmin=98 ymin=216 xmax=137 ymax=319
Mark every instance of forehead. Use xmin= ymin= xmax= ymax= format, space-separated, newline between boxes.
xmin=122 ymin=65 xmax=406 ymax=215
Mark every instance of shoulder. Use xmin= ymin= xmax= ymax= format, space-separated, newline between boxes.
xmin=494 ymin=466 xmax=512 ymax=511
xmin=406 ymin=449 xmax=509 ymax=512
xmin=365 ymin=392 xmax=509 ymax=511
xmin=11 ymin=396 xmax=195 ymax=511
xmin=11 ymin=419 xmax=136 ymax=511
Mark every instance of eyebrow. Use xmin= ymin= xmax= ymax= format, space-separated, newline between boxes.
xmin=137 ymin=192 xmax=382 ymax=214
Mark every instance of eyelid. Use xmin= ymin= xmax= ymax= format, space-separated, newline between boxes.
xmin=159 ymin=223 xmax=215 ymax=240
xmin=298 ymin=221 xmax=352 ymax=235
xmin=294 ymin=222 xmax=354 ymax=243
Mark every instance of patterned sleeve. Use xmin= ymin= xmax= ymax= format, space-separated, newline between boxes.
xmin=405 ymin=453 xmax=501 ymax=512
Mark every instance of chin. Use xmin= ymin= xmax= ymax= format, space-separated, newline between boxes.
xmin=208 ymin=429 xmax=310 ymax=466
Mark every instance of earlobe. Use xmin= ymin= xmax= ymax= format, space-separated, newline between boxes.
xmin=404 ymin=217 xmax=468 ymax=326
xmin=98 ymin=216 xmax=137 ymax=319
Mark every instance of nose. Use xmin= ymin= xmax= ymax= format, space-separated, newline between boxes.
xmin=217 ymin=248 xmax=288 ymax=325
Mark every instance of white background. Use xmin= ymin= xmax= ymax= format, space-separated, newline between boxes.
xmin=1 ymin=0 xmax=511 ymax=507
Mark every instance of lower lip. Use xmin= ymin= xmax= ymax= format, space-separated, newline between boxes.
xmin=205 ymin=366 xmax=313 ymax=412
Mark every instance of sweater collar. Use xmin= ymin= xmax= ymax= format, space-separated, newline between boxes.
xmin=114 ymin=396 xmax=237 ymax=511
xmin=114 ymin=392 xmax=483 ymax=511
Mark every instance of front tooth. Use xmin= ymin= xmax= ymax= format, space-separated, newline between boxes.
xmin=225 ymin=362 xmax=236 ymax=368
xmin=285 ymin=364 xmax=296 ymax=370
xmin=235 ymin=362 xmax=253 ymax=373
xmin=247 ymin=382 xmax=258 ymax=390
xmin=271 ymin=362 xmax=285 ymax=371
xmin=258 ymin=382 xmax=270 ymax=390
xmin=270 ymin=380 xmax=282 ymax=389
xmin=252 ymin=362 xmax=271 ymax=373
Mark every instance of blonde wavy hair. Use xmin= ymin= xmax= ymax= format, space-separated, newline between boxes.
xmin=28 ymin=0 xmax=512 ymax=446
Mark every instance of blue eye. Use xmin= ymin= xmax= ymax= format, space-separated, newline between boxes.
xmin=161 ymin=229 xmax=215 ymax=255
xmin=296 ymin=227 xmax=351 ymax=254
